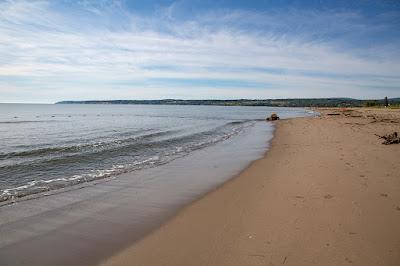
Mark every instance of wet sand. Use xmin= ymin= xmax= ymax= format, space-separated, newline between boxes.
xmin=105 ymin=108 xmax=400 ymax=266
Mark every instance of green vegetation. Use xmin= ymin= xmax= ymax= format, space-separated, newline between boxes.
xmin=389 ymin=103 xmax=400 ymax=109
xmin=56 ymin=98 xmax=400 ymax=108
xmin=364 ymin=101 xmax=380 ymax=107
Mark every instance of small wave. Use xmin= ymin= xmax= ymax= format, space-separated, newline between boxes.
xmin=0 ymin=120 xmax=255 ymax=203
xmin=0 ymin=156 xmax=162 ymax=203
xmin=0 ymin=120 xmax=57 ymax=124
xmin=0 ymin=129 xmax=179 ymax=160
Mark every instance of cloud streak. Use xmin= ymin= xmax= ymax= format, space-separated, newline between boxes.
xmin=0 ymin=0 xmax=399 ymax=103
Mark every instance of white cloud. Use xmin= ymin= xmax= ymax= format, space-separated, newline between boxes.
xmin=0 ymin=0 xmax=399 ymax=103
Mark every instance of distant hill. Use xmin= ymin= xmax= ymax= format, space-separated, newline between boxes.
xmin=56 ymin=98 xmax=400 ymax=107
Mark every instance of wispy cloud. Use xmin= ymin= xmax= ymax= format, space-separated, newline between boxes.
xmin=0 ymin=0 xmax=399 ymax=103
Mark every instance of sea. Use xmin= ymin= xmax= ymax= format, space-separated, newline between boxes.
xmin=0 ymin=103 xmax=314 ymax=203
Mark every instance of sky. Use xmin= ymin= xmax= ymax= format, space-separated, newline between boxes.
xmin=0 ymin=0 xmax=400 ymax=103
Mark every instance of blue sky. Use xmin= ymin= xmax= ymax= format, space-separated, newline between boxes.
xmin=0 ymin=0 xmax=399 ymax=103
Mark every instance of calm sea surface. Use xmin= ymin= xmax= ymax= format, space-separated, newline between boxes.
xmin=0 ymin=104 xmax=314 ymax=202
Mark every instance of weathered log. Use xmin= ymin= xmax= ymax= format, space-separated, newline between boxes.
xmin=266 ymin=113 xmax=279 ymax=121
xmin=375 ymin=132 xmax=400 ymax=145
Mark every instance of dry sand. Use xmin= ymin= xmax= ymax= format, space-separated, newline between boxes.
xmin=104 ymin=108 xmax=400 ymax=266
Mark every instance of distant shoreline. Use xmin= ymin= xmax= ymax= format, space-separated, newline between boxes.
xmin=55 ymin=98 xmax=400 ymax=108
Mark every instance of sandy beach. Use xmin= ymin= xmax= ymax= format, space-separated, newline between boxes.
xmin=104 ymin=108 xmax=400 ymax=266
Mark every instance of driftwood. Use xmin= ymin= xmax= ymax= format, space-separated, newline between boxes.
xmin=266 ymin=113 xmax=280 ymax=121
xmin=375 ymin=132 xmax=400 ymax=145
xmin=327 ymin=113 xmax=340 ymax=116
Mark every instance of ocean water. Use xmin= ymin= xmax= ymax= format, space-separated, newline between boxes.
xmin=0 ymin=103 xmax=314 ymax=202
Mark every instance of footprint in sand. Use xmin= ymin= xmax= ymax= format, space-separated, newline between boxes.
xmin=324 ymin=194 xmax=333 ymax=199
xmin=345 ymin=257 xmax=353 ymax=263
xmin=380 ymin=193 xmax=388 ymax=197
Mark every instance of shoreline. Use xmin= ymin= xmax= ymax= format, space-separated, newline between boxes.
xmin=0 ymin=116 xmax=276 ymax=266
xmin=100 ymin=118 xmax=291 ymax=265
xmin=104 ymin=108 xmax=400 ymax=266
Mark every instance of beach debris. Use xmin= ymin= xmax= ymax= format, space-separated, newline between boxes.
xmin=266 ymin=113 xmax=279 ymax=121
xmin=375 ymin=132 xmax=400 ymax=145
xmin=327 ymin=113 xmax=340 ymax=116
